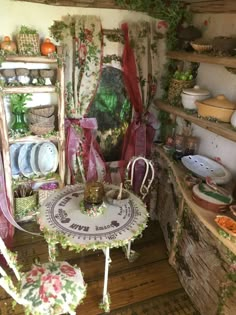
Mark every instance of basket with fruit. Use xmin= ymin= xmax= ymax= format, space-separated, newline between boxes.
xmin=168 ymin=70 xmax=195 ymax=106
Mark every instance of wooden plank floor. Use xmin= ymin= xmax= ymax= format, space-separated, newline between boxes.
xmin=0 ymin=220 xmax=197 ymax=315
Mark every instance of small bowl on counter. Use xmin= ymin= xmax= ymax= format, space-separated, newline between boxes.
xmin=181 ymin=85 xmax=211 ymax=111
xmin=106 ymin=189 xmax=130 ymax=206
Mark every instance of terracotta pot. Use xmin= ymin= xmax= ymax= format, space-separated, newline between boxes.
xmin=40 ymin=38 xmax=56 ymax=56
xmin=1 ymin=36 xmax=17 ymax=53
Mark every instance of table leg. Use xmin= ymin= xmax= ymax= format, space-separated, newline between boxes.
xmin=123 ymin=240 xmax=140 ymax=262
xmin=100 ymin=247 xmax=111 ymax=313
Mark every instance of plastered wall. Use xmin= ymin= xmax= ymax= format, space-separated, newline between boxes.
xmin=191 ymin=13 xmax=236 ymax=177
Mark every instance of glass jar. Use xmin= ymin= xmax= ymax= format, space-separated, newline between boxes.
xmin=185 ymin=136 xmax=199 ymax=155
xmin=84 ymin=181 xmax=105 ymax=204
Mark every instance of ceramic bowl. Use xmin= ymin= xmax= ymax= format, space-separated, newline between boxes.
xmin=196 ymin=101 xmax=234 ymax=122
xmin=192 ymin=183 xmax=232 ymax=213
xmin=106 ymin=189 xmax=130 ymax=206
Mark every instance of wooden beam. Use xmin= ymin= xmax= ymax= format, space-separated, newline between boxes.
xmin=14 ymin=0 xmax=120 ymax=9
xmin=181 ymin=0 xmax=236 ymax=13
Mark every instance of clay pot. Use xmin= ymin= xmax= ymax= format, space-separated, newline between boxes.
xmin=40 ymin=38 xmax=56 ymax=56
xmin=1 ymin=36 xmax=17 ymax=53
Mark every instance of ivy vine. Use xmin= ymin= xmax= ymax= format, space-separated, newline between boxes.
xmin=114 ymin=0 xmax=191 ymax=50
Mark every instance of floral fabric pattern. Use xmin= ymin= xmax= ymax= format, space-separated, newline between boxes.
xmin=66 ymin=16 xmax=103 ymax=118
xmin=20 ymin=261 xmax=87 ymax=315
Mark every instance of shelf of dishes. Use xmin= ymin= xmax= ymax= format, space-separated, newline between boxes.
xmin=10 ymin=141 xmax=59 ymax=180
xmin=167 ymin=51 xmax=236 ymax=68
xmin=154 ymin=100 xmax=236 ymax=143
xmin=154 ymin=145 xmax=236 ymax=255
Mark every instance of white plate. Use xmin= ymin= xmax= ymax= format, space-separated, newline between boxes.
xmin=18 ymin=143 xmax=35 ymax=178
xmin=38 ymin=142 xmax=59 ymax=175
xmin=10 ymin=143 xmax=22 ymax=178
xmin=30 ymin=143 xmax=42 ymax=176
xmin=181 ymin=155 xmax=232 ymax=185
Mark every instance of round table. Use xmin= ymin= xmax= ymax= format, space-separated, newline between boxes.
xmin=38 ymin=183 xmax=148 ymax=312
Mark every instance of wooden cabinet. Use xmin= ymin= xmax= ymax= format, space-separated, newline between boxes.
xmin=153 ymin=146 xmax=236 ymax=315
xmin=0 ymin=56 xmax=65 ymax=221
xmin=154 ymin=51 xmax=236 ymax=314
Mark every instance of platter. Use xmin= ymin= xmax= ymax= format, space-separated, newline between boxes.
xmin=10 ymin=143 xmax=22 ymax=178
xmin=18 ymin=143 xmax=34 ymax=178
xmin=181 ymin=155 xmax=232 ymax=184
xmin=38 ymin=142 xmax=58 ymax=175
xmin=30 ymin=143 xmax=42 ymax=176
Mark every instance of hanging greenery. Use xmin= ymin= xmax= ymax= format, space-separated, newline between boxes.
xmin=114 ymin=0 xmax=192 ymax=103
xmin=114 ymin=0 xmax=191 ymax=50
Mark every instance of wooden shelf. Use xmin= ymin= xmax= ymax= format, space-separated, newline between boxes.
xmin=154 ymin=145 xmax=236 ymax=255
xmin=155 ymin=100 xmax=236 ymax=142
xmin=167 ymin=51 xmax=236 ymax=68
xmin=9 ymin=135 xmax=59 ymax=144
xmin=4 ymin=55 xmax=57 ymax=64
xmin=3 ymin=85 xmax=56 ymax=94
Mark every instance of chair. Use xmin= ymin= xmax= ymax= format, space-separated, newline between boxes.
xmin=0 ymin=237 xmax=87 ymax=315
xmin=123 ymin=156 xmax=155 ymax=261
xmin=125 ymin=156 xmax=155 ymax=201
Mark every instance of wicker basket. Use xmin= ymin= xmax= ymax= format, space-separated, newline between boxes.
xmin=16 ymin=33 xmax=40 ymax=55
xmin=30 ymin=105 xmax=55 ymax=117
xmin=15 ymin=193 xmax=38 ymax=221
xmin=168 ymin=78 xmax=195 ymax=106
xmin=29 ymin=123 xmax=55 ymax=135
xmin=28 ymin=113 xmax=55 ymax=124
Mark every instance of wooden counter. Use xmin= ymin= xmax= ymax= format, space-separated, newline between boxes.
xmin=152 ymin=145 xmax=236 ymax=315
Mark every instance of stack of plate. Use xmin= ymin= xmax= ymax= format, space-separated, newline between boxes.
xmin=10 ymin=142 xmax=59 ymax=178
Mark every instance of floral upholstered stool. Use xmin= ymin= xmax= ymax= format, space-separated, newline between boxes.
xmin=19 ymin=261 xmax=87 ymax=315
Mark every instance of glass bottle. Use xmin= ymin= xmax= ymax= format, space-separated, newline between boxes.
xmin=11 ymin=112 xmax=28 ymax=134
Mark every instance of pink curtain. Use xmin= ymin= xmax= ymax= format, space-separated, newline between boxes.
xmin=121 ymin=21 xmax=159 ymax=193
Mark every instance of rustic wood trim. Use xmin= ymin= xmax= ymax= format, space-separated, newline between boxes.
xmin=9 ymin=135 xmax=59 ymax=144
xmin=0 ymin=96 xmax=14 ymax=213
xmin=153 ymin=145 xmax=236 ymax=256
xmin=3 ymin=86 xmax=56 ymax=94
xmin=57 ymin=65 xmax=65 ymax=188
xmin=167 ymin=51 xmax=236 ymax=69
xmin=155 ymin=100 xmax=236 ymax=142
xmin=14 ymin=0 xmax=120 ymax=9
xmin=168 ymin=197 xmax=185 ymax=266
xmin=4 ymin=56 xmax=57 ymax=64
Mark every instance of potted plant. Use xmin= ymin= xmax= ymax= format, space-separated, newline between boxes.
xmin=16 ymin=25 xmax=40 ymax=56
xmin=10 ymin=93 xmax=32 ymax=134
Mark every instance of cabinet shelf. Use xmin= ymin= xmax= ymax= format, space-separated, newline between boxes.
xmin=3 ymin=85 xmax=57 ymax=94
xmin=167 ymin=51 xmax=236 ymax=68
xmin=155 ymin=100 xmax=236 ymax=142
xmin=4 ymin=55 xmax=57 ymax=64
xmin=9 ymin=134 xmax=60 ymax=144
xmin=154 ymin=145 xmax=236 ymax=255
